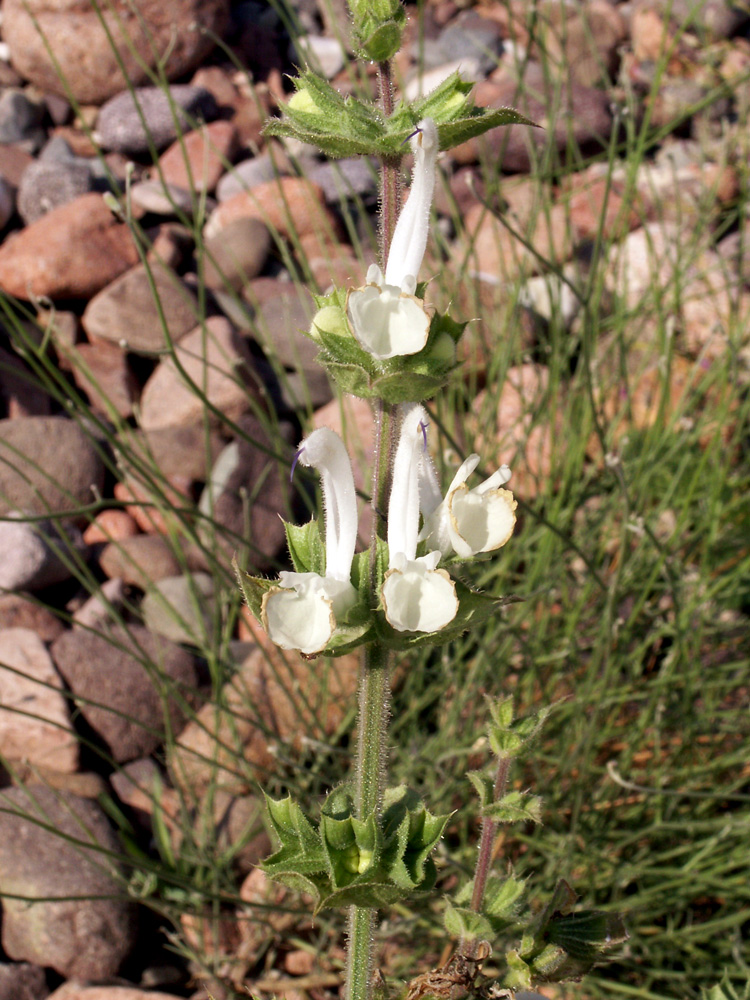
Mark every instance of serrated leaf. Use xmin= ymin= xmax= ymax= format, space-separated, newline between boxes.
xmin=284 ymin=518 xmax=326 ymax=575
xmin=503 ymin=950 xmax=533 ymax=991
xmin=444 ymin=901 xmax=493 ymax=941
xmin=484 ymin=874 xmax=527 ymax=921
xmin=234 ymin=561 xmax=276 ymax=622
xmin=484 ymin=790 xmax=543 ymax=825
xmin=467 ymin=770 xmax=495 ymax=808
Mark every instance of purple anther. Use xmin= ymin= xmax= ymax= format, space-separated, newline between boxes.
xmin=419 ymin=420 xmax=428 ymax=451
xmin=290 ymin=446 xmax=305 ymax=483
xmin=402 ymin=125 xmax=423 ymax=146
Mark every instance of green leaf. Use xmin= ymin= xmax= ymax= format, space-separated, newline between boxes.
xmin=467 ymin=770 xmax=495 ymax=808
xmin=703 ymin=975 xmax=750 ymax=1000
xmin=484 ymin=874 xmax=527 ymax=922
xmin=284 ymin=518 xmax=326 ymax=575
xmin=483 ymin=790 xmax=543 ymax=825
xmin=488 ymin=698 xmax=551 ymax=760
xmin=444 ymin=901 xmax=493 ymax=941
xmin=234 ymin=561 xmax=276 ymax=622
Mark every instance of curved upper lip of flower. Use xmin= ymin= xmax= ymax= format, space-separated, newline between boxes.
xmin=346 ymin=264 xmax=431 ymax=360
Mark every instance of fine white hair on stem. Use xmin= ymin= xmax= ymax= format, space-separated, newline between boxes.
xmin=385 ymin=118 xmax=439 ymax=288
xmin=298 ymin=427 xmax=357 ymax=582
xmin=387 ymin=404 xmax=428 ymax=563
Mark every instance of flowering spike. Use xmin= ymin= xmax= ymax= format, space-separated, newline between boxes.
xmin=385 ymin=118 xmax=439 ymax=289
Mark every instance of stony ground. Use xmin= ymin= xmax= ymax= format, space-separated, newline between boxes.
xmin=0 ymin=0 xmax=747 ymax=998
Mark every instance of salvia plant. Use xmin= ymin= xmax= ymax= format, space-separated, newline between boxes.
xmin=237 ymin=2 xmax=626 ymax=998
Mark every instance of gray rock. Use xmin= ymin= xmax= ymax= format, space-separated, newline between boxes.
xmin=203 ymin=217 xmax=271 ymax=292
xmin=0 ymin=961 xmax=48 ymax=1000
xmin=17 ymin=159 xmax=95 ymax=224
xmin=38 ymin=135 xmax=75 ymax=163
xmin=129 ymin=179 xmax=198 ymax=216
xmin=216 ymin=153 xmax=282 ymax=201
xmin=97 ymin=85 xmax=219 ymax=155
xmin=0 ymin=89 xmax=45 ymax=151
xmin=306 ymin=156 xmax=379 ymax=204
xmin=99 ymin=534 xmax=181 ymax=589
xmin=51 ymin=624 xmax=197 ymax=763
xmin=141 ymin=572 xmax=215 ymax=645
xmin=82 ymin=262 xmax=199 ymax=355
xmin=0 ymin=785 xmax=136 ymax=979
xmin=117 ymin=424 xmax=225 ymax=483
xmin=0 ymin=417 xmax=105 ymax=521
xmin=0 ymin=515 xmax=82 ymax=591
xmin=198 ymin=412 xmax=298 ymax=571
xmin=439 ymin=10 xmax=504 ymax=75
xmin=72 ymin=578 xmax=126 ymax=631
xmin=293 ymin=34 xmax=346 ymax=78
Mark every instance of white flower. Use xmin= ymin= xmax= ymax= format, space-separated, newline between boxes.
xmin=345 ymin=118 xmax=439 ymax=360
xmin=346 ymin=263 xmax=431 ymax=359
xmin=262 ymin=428 xmax=358 ymax=655
xmin=385 ymin=118 xmax=439 ymax=289
xmin=381 ymin=404 xmax=458 ymax=633
xmin=419 ymin=453 xmax=517 ymax=560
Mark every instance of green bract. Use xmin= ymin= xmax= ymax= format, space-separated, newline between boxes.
xmin=264 ymin=71 xmax=537 ymax=160
xmin=310 ymin=287 xmax=464 ymax=403
xmin=262 ymin=786 xmax=450 ymax=912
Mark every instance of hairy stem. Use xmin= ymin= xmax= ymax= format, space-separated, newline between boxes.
xmin=460 ymin=755 xmax=512 ymax=958
xmin=345 ymin=57 xmax=401 ymax=1000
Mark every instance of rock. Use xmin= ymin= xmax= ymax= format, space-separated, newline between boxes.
xmin=113 ymin=476 xmax=193 ymax=537
xmin=215 ymin=153 xmax=285 ymax=202
xmin=606 ymin=222 xmax=691 ymax=308
xmin=518 ymin=267 xmax=582 ymax=328
xmin=0 ymin=417 xmax=104 ymax=520
xmin=202 ymin=217 xmax=271 ymax=292
xmin=461 ymin=201 xmax=572 ymax=283
xmin=82 ymin=263 xmax=199 ymax=355
xmin=198 ymin=413 xmax=298 ymax=571
xmin=0 ymin=592 xmax=65 ymax=641
xmin=454 ymin=63 xmax=613 ymax=172
xmin=17 ymin=158 xmax=94 ymax=224
xmin=0 ymin=516 xmax=82 ymax=591
xmin=116 ymin=423 xmax=225 ymax=483
xmin=0 ymin=89 xmax=45 ymax=151
xmin=470 ymin=363 xmax=561 ymax=498
xmin=158 ymin=119 xmax=239 ymax=194
xmin=403 ymin=57 xmax=484 ymax=101
xmin=648 ymin=0 xmax=749 ymax=40
xmin=204 ymin=176 xmax=341 ymax=251
xmin=294 ymin=34 xmax=346 ymax=78
xmin=48 ymin=985 xmax=182 ymax=1000
xmin=3 ymin=0 xmax=229 ymax=105
xmin=0 ymin=627 xmax=78 ymax=772
xmin=129 ymin=180 xmax=196 ymax=217
xmin=0 ymin=786 xmax=136 ymax=979
xmin=0 ymin=192 xmax=139 ymax=299
xmin=82 ymin=509 xmax=140 ymax=545
xmin=97 ymin=86 xmax=219 ymax=155
xmin=138 ymin=316 xmax=258 ymax=430
xmin=0 ymin=960 xmax=48 ymax=1000
xmin=141 ymin=572 xmax=215 ymax=645
xmin=0 ymin=142 xmax=34 ymax=186
xmin=0 ymin=345 xmax=53 ymax=418
xmin=70 ymin=338 xmax=140 ymax=418
xmin=109 ymin=757 xmax=173 ymax=829
xmin=565 ymin=173 xmax=642 ymax=242
xmin=439 ymin=9 xmax=504 ymax=74
xmin=533 ymin=0 xmax=627 ymax=87
xmin=72 ymin=578 xmax=126 ymax=631
xmin=51 ymin=624 xmax=197 ymax=763
xmin=171 ymin=639 xmax=358 ymax=794
xmin=0 ymin=177 xmax=15 ymax=229
xmin=681 ymin=268 xmax=750 ymax=363
xmin=306 ymin=156 xmax=379 ymax=204
xmin=191 ymin=66 xmax=269 ymax=148
xmin=100 ymin=534 xmax=181 ymax=589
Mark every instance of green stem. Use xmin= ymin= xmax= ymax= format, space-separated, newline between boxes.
xmin=345 ymin=57 xmax=401 ymax=1000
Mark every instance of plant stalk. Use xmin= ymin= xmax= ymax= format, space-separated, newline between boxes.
xmin=345 ymin=57 xmax=402 ymax=1000
xmin=460 ymin=755 xmax=512 ymax=958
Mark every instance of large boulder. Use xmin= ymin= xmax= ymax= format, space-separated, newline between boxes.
xmin=2 ymin=0 xmax=230 ymax=105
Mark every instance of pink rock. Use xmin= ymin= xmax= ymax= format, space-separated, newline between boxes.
xmin=0 ymin=627 xmax=78 ymax=772
xmin=0 ymin=193 xmax=139 ymax=300
xmin=139 ymin=316 xmax=258 ymax=431
xmin=461 ymin=201 xmax=572 ymax=283
xmin=158 ymin=120 xmax=239 ymax=194
xmin=71 ymin=338 xmax=139 ymax=418
xmin=82 ymin=509 xmax=140 ymax=545
xmin=48 ymin=984 xmax=183 ymax=1000
xmin=3 ymin=0 xmax=229 ymax=104
xmin=205 ymin=176 xmax=342 ymax=246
